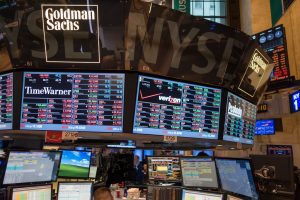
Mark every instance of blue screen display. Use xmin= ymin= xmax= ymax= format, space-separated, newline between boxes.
xmin=290 ymin=90 xmax=300 ymax=113
xmin=193 ymin=150 xmax=214 ymax=157
xmin=215 ymin=158 xmax=258 ymax=199
xmin=255 ymin=119 xmax=275 ymax=135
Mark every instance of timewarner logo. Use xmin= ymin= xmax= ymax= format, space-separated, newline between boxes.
xmin=25 ymin=87 xmax=72 ymax=96
xmin=158 ymin=96 xmax=181 ymax=104
xmin=228 ymin=102 xmax=242 ymax=118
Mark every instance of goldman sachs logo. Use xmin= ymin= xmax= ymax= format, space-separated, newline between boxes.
xmin=42 ymin=4 xmax=97 ymax=31
xmin=228 ymin=102 xmax=242 ymax=118
xmin=249 ymin=50 xmax=268 ymax=74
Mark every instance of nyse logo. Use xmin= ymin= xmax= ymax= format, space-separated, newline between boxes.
xmin=41 ymin=4 xmax=100 ymax=63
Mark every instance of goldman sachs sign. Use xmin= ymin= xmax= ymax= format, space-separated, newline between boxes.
xmin=41 ymin=4 xmax=100 ymax=63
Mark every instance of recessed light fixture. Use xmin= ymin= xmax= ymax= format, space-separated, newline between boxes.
xmin=217 ymin=144 xmax=223 ymax=147
xmin=3 ymin=136 xmax=10 ymax=139
xmin=229 ymin=147 xmax=236 ymax=150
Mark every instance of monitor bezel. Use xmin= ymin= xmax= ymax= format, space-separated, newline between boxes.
xmin=58 ymin=149 xmax=92 ymax=179
xmin=2 ymin=150 xmax=62 ymax=186
xmin=57 ymin=181 xmax=93 ymax=200
xmin=255 ymin=119 xmax=275 ymax=135
xmin=132 ymin=73 xmax=224 ymax=140
xmin=9 ymin=183 xmax=53 ymax=200
xmin=179 ymin=156 xmax=219 ymax=189
xmin=182 ymin=189 xmax=224 ymax=200
xmin=214 ymin=157 xmax=259 ymax=200
xmin=146 ymin=156 xmax=182 ymax=183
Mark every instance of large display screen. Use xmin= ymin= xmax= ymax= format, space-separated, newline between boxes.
xmin=3 ymin=151 xmax=61 ymax=185
xmin=182 ymin=190 xmax=223 ymax=200
xmin=290 ymin=90 xmax=300 ymax=113
xmin=12 ymin=185 xmax=52 ymax=200
xmin=58 ymin=150 xmax=91 ymax=178
xmin=252 ymin=25 xmax=289 ymax=81
xmin=215 ymin=158 xmax=258 ymax=199
xmin=223 ymin=92 xmax=257 ymax=144
xmin=255 ymin=119 xmax=275 ymax=135
xmin=58 ymin=182 xmax=92 ymax=200
xmin=147 ymin=157 xmax=181 ymax=182
xmin=20 ymin=72 xmax=124 ymax=132
xmin=180 ymin=158 xmax=218 ymax=188
xmin=133 ymin=75 xmax=222 ymax=139
xmin=0 ymin=73 xmax=13 ymax=130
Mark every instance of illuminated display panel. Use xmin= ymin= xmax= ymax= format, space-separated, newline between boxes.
xmin=182 ymin=190 xmax=223 ymax=200
xmin=147 ymin=157 xmax=181 ymax=182
xmin=12 ymin=185 xmax=52 ymax=200
xmin=252 ymin=25 xmax=289 ymax=81
xmin=0 ymin=73 xmax=13 ymax=130
xmin=133 ymin=75 xmax=222 ymax=139
xmin=58 ymin=182 xmax=92 ymax=200
xmin=223 ymin=92 xmax=257 ymax=144
xmin=255 ymin=119 xmax=275 ymax=135
xmin=267 ymin=145 xmax=293 ymax=156
xmin=290 ymin=90 xmax=300 ymax=113
xmin=20 ymin=72 xmax=124 ymax=132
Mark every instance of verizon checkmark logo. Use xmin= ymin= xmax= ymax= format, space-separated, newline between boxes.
xmin=139 ymin=90 xmax=163 ymax=100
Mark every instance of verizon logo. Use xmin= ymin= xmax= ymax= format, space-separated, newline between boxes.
xmin=158 ymin=96 xmax=181 ymax=104
xmin=25 ymin=87 xmax=72 ymax=96
xmin=228 ymin=102 xmax=242 ymax=118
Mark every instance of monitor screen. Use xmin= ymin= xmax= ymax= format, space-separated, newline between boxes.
xmin=89 ymin=166 xmax=97 ymax=178
xmin=58 ymin=182 xmax=92 ymax=200
xmin=58 ymin=150 xmax=91 ymax=178
xmin=0 ymin=73 xmax=13 ymax=130
xmin=192 ymin=150 xmax=214 ymax=157
xmin=147 ymin=157 xmax=181 ymax=182
xmin=227 ymin=195 xmax=243 ymax=200
xmin=182 ymin=189 xmax=223 ymax=200
xmin=290 ymin=90 xmax=300 ymax=113
xmin=267 ymin=145 xmax=293 ymax=156
xmin=12 ymin=185 xmax=52 ymax=200
xmin=215 ymin=158 xmax=258 ymax=199
xmin=255 ymin=119 xmax=275 ymax=135
xmin=223 ymin=92 xmax=257 ymax=144
xmin=133 ymin=75 xmax=222 ymax=139
xmin=3 ymin=151 xmax=61 ymax=185
xmin=20 ymin=72 xmax=124 ymax=132
xmin=180 ymin=157 xmax=218 ymax=188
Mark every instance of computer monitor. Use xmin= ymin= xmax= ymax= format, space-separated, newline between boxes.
xmin=11 ymin=185 xmax=52 ymax=200
xmin=57 ymin=182 xmax=92 ymax=200
xmin=250 ymin=155 xmax=294 ymax=193
xmin=3 ymin=151 xmax=61 ymax=185
xmin=89 ymin=166 xmax=97 ymax=178
xmin=182 ymin=189 xmax=223 ymax=200
xmin=147 ymin=157 xmax=181 ymax=182
xmin=180 ymin=157 xmax=219 ymax=188
xmin=227 ymin=195 xmax=243 ymax=200
xmin=58 ymin=150 xmax=91 ymax=179
xmin=215 ymin=158 xmax=259 ymax=199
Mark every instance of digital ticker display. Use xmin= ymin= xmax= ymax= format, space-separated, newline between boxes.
xmin=252 ymin=25 xmax=289 ymax=81
xmin=290 ymin=90 xmax=300 ymax=113
xmin=255 ymin=119 xmax=275 ymax=135
xmin=133 ymin=76 xmax=222 ymax=139
xmin=0 ymin=73 xmax=13 ymax=130
xmin=223 ymin=92 xmax=257 ymax=144
xmin=20 ymin=72 xmax=124 ymax=132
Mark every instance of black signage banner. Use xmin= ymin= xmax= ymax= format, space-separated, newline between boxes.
xmin=125 ymin=2 xmax=274 ymax=104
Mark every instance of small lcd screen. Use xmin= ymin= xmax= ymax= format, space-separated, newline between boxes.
xmin=58 ymin=182 xmax=92 ymax=200
xmin=58 ymin=150 xmax=91 ymax=178
xmin=133 ymin=75 xmax=222 ymax=139
xmin=290 ymin=90 xmax=300 ymax=113
xmin=147 ymin=157 xmax=181 ymax=182
xmin=223 ymin=92 xmax=257 ymax=144
xmin=180 ymin=158 xmax=218 ymax=188
xmin=3 ymin=151 xmax=61 ymax=185
xmin=192 ymin=150 xmax=214 ymax=157
xmin=255 ymin=119 xmax=275 ymax=135
xmin=215 ymin=158 xmax=258 ymax=199
xmin=20 ymin=72 xmax=124 ymax=132
xmin=89 ymin=166 xmax=97 ymax=178
xmin=12 ymin=185 xmax=52 ymax=200
xmin=182 ymin=189 xmax=223 ymax=200
xmin=267 ymin=145 xmax=293 ymax=156
xmin=0 ymin=73 xmax=13 ymax=130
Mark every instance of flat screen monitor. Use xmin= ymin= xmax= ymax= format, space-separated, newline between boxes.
xmin=182 ymin=189 xmax=223 ymax=200
xmin=11 ymin=185 xmax=52 ymax=200
xmin=223 ymin=92 xmax=257 ymax=144
xmin=215 ymin=158 xmax=258 ymax=199
xmin=3 ymin=151 xmax=61 ymax=185
xmin=290 ymin=90 xmax=300 ymax=113
xmin=0 ymin=73 xmax=13 ymax=130
xmin=89 ymin=166 xmax=97 ymax=178
xmin=58 ymin=150 xmax=91 ymax=178
xmin=20 ymin=72 xmax=124 ymax=132
xmin=255 ymin=119 xmax=275 ymax=135
xmin=180 ymin=157 xmax=218 ymax=188
xmin=57 ymin=182 xmax=92 ymax=200
xmin=250 ymin=155 xmax=294 ymax=193
xmin=147 ymin=157 xmax=181 ymax=182
xmin=267 ymin=145 xmax=293 ymax=156
xmin=133 ymin=75 xmax=222 ymax=139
